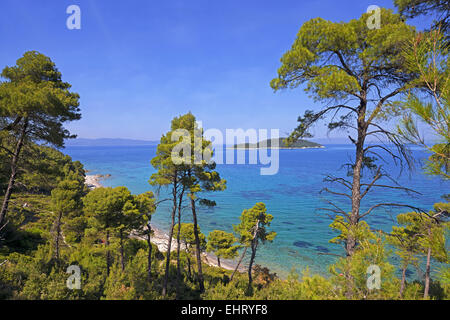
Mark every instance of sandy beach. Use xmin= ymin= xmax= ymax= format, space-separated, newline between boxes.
xmin=85 ymin=173 xmax=245 ymax=273
xmin=131 ymin=225 xmax=244 ymax=272
xmin=85 ymin=174 xmax=105 ymax=189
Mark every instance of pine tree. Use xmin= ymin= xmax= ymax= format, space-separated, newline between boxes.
xmin=173 ymin=223 xmax=206 ymax=280
xmin=150 ymin=116 xmax=186 ymax=296
xmin=388 ymin=223 xmax=421 ymax=297
xmin=395 ymin=203 xmax=448 ymax=298
xmin=178 ymin=113 xmax=226 ymax=292
xmin=151 ymin=112 xmax=226 ymax=295
xmin=271 ymin=9 xmax=419 ymax=257
xmin=206 ymin=230 xmax=239 ymax=268
xmin=50 ymin=169 xmax=85 ymax=263
xmin=83 ymin=187 xmax=135 ymax=275
xmin=134 ymin=192 xmax=156 ymax=280
xmin=0 ymin=51 xmax=81 ymax=227
xmin=233 ymin=203 xmax=276 ymax=293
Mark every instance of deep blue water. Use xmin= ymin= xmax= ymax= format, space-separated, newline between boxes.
xmin=64 ymin=144 xmax=448 ymax=278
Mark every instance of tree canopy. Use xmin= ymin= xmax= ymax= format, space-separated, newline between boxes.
xmin=206 ymin=230 xmax=239 ymax=267
xmin=0 ymin=51 xmax=81 ymax=227
xmin=271 ymin=8 xmax=421 ymax=258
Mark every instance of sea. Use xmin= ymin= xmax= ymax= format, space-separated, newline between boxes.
xmin=64 ymin=144 xmax=448 ymax=278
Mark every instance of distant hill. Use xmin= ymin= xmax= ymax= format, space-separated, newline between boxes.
xmin=65 ymin=138 xmax=160 ymax=147
xmin=233 ymin=138 xmax=324 ymax=149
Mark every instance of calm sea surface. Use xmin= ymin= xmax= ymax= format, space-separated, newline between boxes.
xmin=64 ymin=144 xmax=448 ymax=278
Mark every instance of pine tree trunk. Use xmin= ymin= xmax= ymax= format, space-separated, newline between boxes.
xmin=424 ymin=243 xmax=432 ymax=298
xmin=190 ymin=196 xmax=205 ymax=293
xmin=147 ymin=221 xmax=152 ymax=281
xmin=347 ymin=97 xmax=367 ymax=257
xmin=247 ymin=219 xmax=260 ymax=292
xmin=106 ymin=229 xmax=111 ymax=275
xmin=176 ymin=187 xmax=184 ymax=298
xmin=231 ymin=246 xmax=247 ymax=281
xmin=400 ymin=264 xmax=407 ymax=298
xmin=187 ymin=254 xmax=192 ymax=280
xmin=162 ymin=181 xmax=177 ymax=297
xmin=348 ymin=136 xmax=364 ymax=256
xmin=248 ymin=240 xmax=257 ymax=292
xmin=344 ymin=102 xmax=367 ymax=299
xmin=0 ymin=118 xmax=28 ymax=227
xmin=120 ymin=229 xmax=125 ymax=272
xmin=55 ymin=210 xmax=63 ymax=263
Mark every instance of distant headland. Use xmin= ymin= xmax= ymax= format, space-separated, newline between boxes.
xmin=65 ymin=138 xmax=160 ymax=147
xmin=232 ymin=138 xmax=324 ymax=149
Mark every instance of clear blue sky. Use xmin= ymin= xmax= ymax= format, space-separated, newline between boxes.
xmin=0 ymin=0 xmax=432 ymax=141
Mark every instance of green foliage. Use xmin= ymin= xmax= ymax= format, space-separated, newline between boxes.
xmin=149 ymin=112 xmax=227 ymax=295
xmin=51 ymin=170 xmax=86 ymax=219
xmin=134 ymin=192 xmax=156 ymax=217
xmin=0 ymin=45 xmax=447 ymax=301
xmin=83 ymin=186 xmax=155 ymax=275
xmin=329 ymin=216 xmax=376 ymax=247
xmin=276 ymin=7 xmax=417 ymax=146
xmin=396 ymin=208 xmax=448 ymax=263
xmin=257 ymin=271 xmax=339 ymax=300
xmin=1 ymin=189 xmax=448 ymax=300
xmin=203 ymin=275 xmax=249 ymax=300
xmin=395 ymin=0 xmax=450 ymax=35
xmin=437 ymin=265 xmax=450 ymax=298
xmin=0 ymin=193 xmax=52 ymax=256
xmin=270 ymin=8 xmax=417 ymax=149
xmin=83 ymin=187 xmax=134 ymax=233
xmin=0 ymin=142 xmax=10 ymax=190
xmin=270 ymin=8 xmax=422 ymax=261
xmin=132 ymin=191 xmax=156 ymax=242
xmin=103 ymin=265 xmax=138 ymax=300
xmin=233 ymin=202 xmax=276 ymax=292
xmin=173 ymin=223 xmax=206 ymax=252
xmin=0 ymin=51 xmax=81 ymax=227
xmin=0 ymin=244 xmax=83 ymax=300
xmin=103 ymin=248 xmax=163 ymax=300
xmin=0 ymin=51 xmax=81 ymax=146
xmin=204 ymin=270 xmax=339 ymax=300
xmin=330 ymin=235 xmax=398 ymax=299
xmin=22 ymin=145 xmax=85 ymax=193
xmin=0 ymin=142 xmax=85 ymax=196
xmin=233 ymin=202 xmax=276 ymax=246
xmin=150 ymin=112 xmax=226 ymax=195
xmin=50 ymin=165 xmax=86 ymax=260
xmin=388 ymin=223 xmax=421 ymax=280
xmin=271 ymin=9 xmax=414 ymax=97
xmin=397 ymin=29 xmax=449 ymax=179
xmin=206 ymin=230 xmax=239 ymax=263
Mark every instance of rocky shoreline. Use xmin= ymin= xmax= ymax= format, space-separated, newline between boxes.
xmin=85 ymin=174 xmax=110 ymax=189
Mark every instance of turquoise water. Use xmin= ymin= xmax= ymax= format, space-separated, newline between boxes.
xmin=64 ymin=144 xmax=447 ymax=278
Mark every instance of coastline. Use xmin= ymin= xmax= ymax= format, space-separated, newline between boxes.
xmin=131 ymin=225 xmax=244 ymax=272
xmin=84 ymin=173 xmax=245 ymax=273
xmin=85 ymin=174 xmax=106 ymax=189
xmin=226 ymin=146 xmax=325 ymax=150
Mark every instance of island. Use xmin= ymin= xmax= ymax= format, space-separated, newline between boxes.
xmin=232 ymin=138 xmax=324 ymax=149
